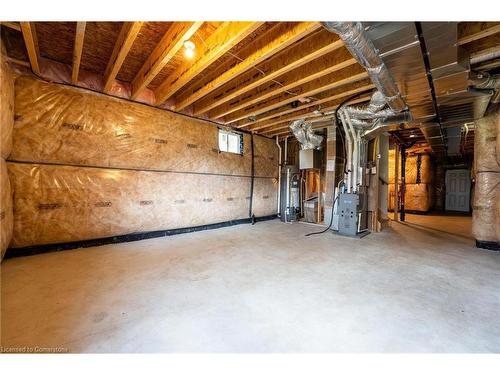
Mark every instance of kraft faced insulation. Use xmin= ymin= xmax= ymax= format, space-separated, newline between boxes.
xmin=388 ymin=149 xmax=433 ymax=184
xmin=12 ymin=77 xmax=278 ymax=178
xmin=7 ymin=76 xmax=279 ymax=249
xmin=388 ymin=183 xmax=434 ymax=212
xmin=1 ymin=58 xmax=14 ymax=159
xmin=1 ymin=58 xmax=14 ymax=260
xmin=1 ymin=159 xmax=13 ymax=258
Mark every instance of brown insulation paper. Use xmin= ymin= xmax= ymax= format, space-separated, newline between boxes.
xmin=1 ymin=59 xmax=14 ymax=158
xmin=7 ymin=163 xmax=277 ymax=248
xmin=388 ymin=149 xmax=432 ymax=184
xmin=472 ymin=172 xmax=500 ymax=242
xmin=474 ymin=108 xmax=500 ymax=173
xmin=12 ymin=76 xmax=278 ymax=178
xmin=1 ymin=158 xmax=13 ymax=259
xmin=388 ymin=183 xmax=433 ymax=212
xmin=388 ymin=149 xmax=398 ymax=184
xmin=404 ymin=183 xmax=434 ymax=212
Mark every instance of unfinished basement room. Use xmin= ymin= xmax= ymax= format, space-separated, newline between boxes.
xmin=1 ymin=16 xmax=500 ymax=357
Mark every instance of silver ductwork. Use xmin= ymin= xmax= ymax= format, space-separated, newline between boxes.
xmin=321 ymin=22 xmax=407 ymax=113
xmin=470 ymin=71 xmax=500 ymax=103
xmin=289 ymin=120 xmax=323 ymax=150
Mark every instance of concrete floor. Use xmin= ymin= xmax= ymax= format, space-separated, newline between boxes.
xmin=1 ymin=214 xmax=499 ymax=353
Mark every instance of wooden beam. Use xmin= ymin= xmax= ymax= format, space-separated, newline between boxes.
xmin=5 ymin=56 xmax=30 ymax=67
xmin=221 ymin=66 xmax=368 ymax=124
xmin=210 ymin=49 xmax=356 ymax=120
xmin=251 ymin=92 xmax=372 ymax=132
xmin=458 ymin=22 xmax=500 ymax=45
xmin=265 ymin=115 xmax=337 ymax=137
xmin=131 ymin=22 xmax=203 ymax=100
xmin=103 ymin=22 xmax=143 ymax=93
xmin=20 ymin=22 xmax=40 ymax=75
xmin=71 ymin=22 xmax=86 ymax=84
xmin=262 ymin=96 xmax=371 ymax=136
xmin=1 ymin=22 xmax=21 ymax=31
xmin=238 ymin=82 xmax=374 ymax=129
xmin=173 ymin=22 xmax=322 ymax=111
xmin=155 ymin=22 xmax=264 ymax=105
xmin=192 ymin=31 xmax=343 ymax=116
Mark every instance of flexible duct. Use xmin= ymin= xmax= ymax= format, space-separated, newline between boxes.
xmin=321 ymin=22 xmax=407 ymax=113
xmin=289 ymin=119 xmax=323 ymax=150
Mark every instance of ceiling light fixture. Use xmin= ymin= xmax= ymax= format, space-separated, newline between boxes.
xmin=184 ymin=40 xmax=195 ymax=59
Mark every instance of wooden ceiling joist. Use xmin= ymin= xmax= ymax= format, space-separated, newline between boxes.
xmin=248 ymin=89 xmax=374 ymax=132
xmin=20 ymin=22 xmax=40 ymax=75
xmin=192 ymin=31 xmax=343 ymax=116
xmin=209 ymin=49 xmax=356 ymax=120
xmin=263 ymin=96 xmax=372 ymax=136
xmin=222 ymin=66 xmax=368 ymax=124
xmin=458 ymin=22 xmax=500 ymax=45
xmin=71 ymin=22 xmax=86 ymax=84
xmin=238 ymin=81 xmax=374 ymax=129
xmin=1 ymin=22 xmax=21 ymax=31
xmin=172 ymin=22 xmax=322 ymax=111
xmin=103 ymin=22 xmax=143 ymax=93
xmin=131 ymin=22 xmax=203 ymax=100
xmin=154 ymin=22 xmax=264 ymax=106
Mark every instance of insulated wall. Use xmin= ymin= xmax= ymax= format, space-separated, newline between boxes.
xmin=1 ymin=57 xmax=14 ymax=260
xmin=8 ymin=76 xmax=279 ymax=249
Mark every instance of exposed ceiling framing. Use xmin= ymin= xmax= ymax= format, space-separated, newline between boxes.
xmin=1 ymin=21 xmax=499 ymax=145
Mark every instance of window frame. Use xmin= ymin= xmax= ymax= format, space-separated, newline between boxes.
xmin=218 ymin=128 xmax=244 ymax=155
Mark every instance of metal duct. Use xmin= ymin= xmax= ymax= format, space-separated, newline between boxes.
xmin=321 ymin=22 xmax=407 ymax=113
xmin=420 ymin=22 xmax=495 ymax=155
xmin=289 ymin=119 xmax=323 ymax=150
xmin=469 ymin=71 xmax=500 ymax=103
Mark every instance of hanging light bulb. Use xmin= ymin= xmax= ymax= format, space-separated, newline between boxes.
xmin=184 ymin=40 xmax=195 ymax=59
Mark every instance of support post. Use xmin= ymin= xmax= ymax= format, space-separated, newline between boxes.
xmin=400 ymin=145 xmax=406 ymax=222
xmin=393 ymin=144 xmax=399 ymax=221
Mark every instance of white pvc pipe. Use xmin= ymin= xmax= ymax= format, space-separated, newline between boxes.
xmin=344 ymin=111 xmax=358 ymax=193
xmin=276 ymin=136 xmax=282 ymax=216
xmin=339 ymin=110 xmax=352 ymax=193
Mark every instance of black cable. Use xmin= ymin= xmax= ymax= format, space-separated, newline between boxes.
xmin=305 ymin=195 xmax=339 ymax=236
xmin=305 ymin=89 xmax=372 ymax=237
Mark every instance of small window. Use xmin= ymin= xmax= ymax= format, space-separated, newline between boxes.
xmin=218 ymin=129 xmax=243 ymax=155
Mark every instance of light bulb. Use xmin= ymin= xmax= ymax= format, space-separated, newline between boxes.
xmin=184 ymin=47 xmax=195 ymax=59
xmin=183 ymin=40 xmax=195 ymax=59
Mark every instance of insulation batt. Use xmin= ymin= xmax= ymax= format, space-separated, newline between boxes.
xmin=388 ymin=183 xmax=433 ymax=212
xmin=8 ymin=76 xmax=279 ymax=249
xmin=1 ymin=58 xmax=14 ymax=159
xmin=12 ymin=76 xmax=278 ymax=178
xmin=8 ymin=163 xmax=278 ymax=248
xmin=1 ymin=159 xmax=13 ymax=258
xmin=474 ymin=107 xmax=500 ymax=173
xmin=388 ymin=149 xmax=432 ymax=184
xmin=472 ymin=172 xmax=500 ymax=243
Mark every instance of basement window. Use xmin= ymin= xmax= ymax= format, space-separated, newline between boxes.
xmin=218 ymin=129 xmax=243 ymax=155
